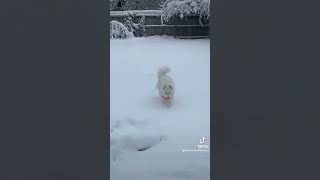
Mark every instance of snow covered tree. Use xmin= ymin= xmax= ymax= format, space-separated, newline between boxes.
xmin=110 ymin=0 xmax=165 ymax=11
xmin=124 ymin=12 xmax=146 ymax=37
xmin=110 ymin=0 xmax=126 ymax=11
xmin=161 ymin=0 xmax=210 ymax=24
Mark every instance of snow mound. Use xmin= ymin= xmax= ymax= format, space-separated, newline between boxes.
xmin=111 ymin=118 xmax=166 ymax=161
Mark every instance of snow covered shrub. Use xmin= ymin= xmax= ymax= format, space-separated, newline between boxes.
xmin=110 ymin=20 xmax=134 ymax=39
xmin=136 ymin=16 xmax=146 ymax=37
xmin=161 ymin=0 xmax=210 ymax=25
xmin=124 ymin=12 xmax=146 ymax=37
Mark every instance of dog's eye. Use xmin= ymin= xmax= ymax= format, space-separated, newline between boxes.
xmin=168 ymin=85 xmax=172 ymax=89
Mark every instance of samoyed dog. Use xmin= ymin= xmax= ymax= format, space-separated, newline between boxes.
xmin=157 ymin=66 xmax=175 ymax=104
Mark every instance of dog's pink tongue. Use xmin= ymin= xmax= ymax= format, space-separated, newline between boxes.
xmin=162 ymin=96 xmax=170 ymax=101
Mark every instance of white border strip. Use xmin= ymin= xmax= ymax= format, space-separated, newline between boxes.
xmin=110 ymin=10 xmax=163 ymax=17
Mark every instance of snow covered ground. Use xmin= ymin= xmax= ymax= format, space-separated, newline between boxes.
xmin=110 ymin=36 xmax=210 ymax=180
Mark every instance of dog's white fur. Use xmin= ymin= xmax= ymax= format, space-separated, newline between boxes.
xmin=157 ymin=66 xmax=175 ymax=103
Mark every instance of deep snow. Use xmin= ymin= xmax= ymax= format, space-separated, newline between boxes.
xmin=110 ymin=36 xmax=210 ymax=180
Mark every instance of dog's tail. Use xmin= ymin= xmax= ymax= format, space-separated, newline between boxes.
xmin=158 ymin=66 xmax=171 ymax=78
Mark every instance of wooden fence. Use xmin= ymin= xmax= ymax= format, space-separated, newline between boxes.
xmin=110 ymin=10 xmax=209 ymax=38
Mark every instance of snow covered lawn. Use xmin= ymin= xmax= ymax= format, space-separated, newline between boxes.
xmin=110 ymin=36 xmax=210 ymax=180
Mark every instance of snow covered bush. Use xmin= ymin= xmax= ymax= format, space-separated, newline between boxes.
xmin=110 ymin=13 xmax=146 ymax=39
xmin=110 ymin=20 xmax=134 ymax=39
xmin=124 ymin=12 xmax=146 ymax=37
xmin=161 ymin=0 xmax=210 ymax=24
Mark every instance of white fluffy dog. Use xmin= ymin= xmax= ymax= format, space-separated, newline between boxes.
xmin=157 ymin=66 xmax=175 ymax=104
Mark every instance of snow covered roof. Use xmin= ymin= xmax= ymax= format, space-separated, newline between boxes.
xmin=110 ymin=10 xmax=163 ymax=17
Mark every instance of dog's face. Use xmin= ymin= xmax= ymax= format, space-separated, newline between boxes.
xmin=159 ymin=84 xmax=174 ymax=102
